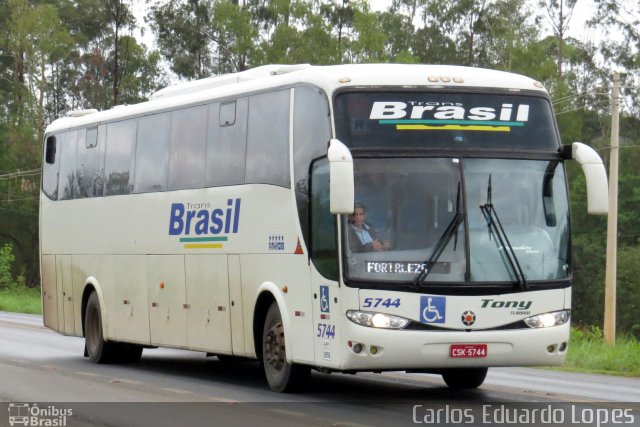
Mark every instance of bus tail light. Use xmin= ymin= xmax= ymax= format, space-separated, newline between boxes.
xmin=523 ymin=310 xmax=570 ymax=328
xmin=346 ymin=310 xmax=410 ymax=329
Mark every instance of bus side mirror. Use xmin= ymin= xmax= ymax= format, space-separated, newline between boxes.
xmin=328 ymin=139 xmax=355 ymax=214
xmin=566 ymin=142 xmax=609 ymax=215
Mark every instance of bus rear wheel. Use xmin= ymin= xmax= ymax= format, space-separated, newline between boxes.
xmin=262 ymin=302 xmax=310 ymax=392
xmin=84 ymin=292 xmax=142 ymax=364
xmin=441 ymin=367 xmax=488 ymax=389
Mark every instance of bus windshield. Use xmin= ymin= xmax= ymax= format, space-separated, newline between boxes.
xmin=334 ymin=91 xmax=560 ymax=151
xmin=336 ymin=91 xmax=568 ymax=286
xmin=342 ymin=158 xmax=570 ymax=285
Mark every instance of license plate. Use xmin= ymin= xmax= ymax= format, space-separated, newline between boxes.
xmin=450 ymin=344 xmax=487 ymax=358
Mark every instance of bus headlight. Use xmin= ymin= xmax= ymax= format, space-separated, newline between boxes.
xmin=523 ymin=310 xmax=570 ymax=328
xmin=346 ymin=310 xmax=410 ymax=329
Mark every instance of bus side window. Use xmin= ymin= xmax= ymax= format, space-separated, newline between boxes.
xmin=169 ymin=105 xmax=207 ymax=191
xmin=206 ymin=98 xmax=248 ymax=187
xmin=310 ymin=158 xmax=338 ymax=281
xmin=293 ymin=86 xmax=331 ymax=247
xmin=76 ymin=127 xmax=105 ymax=198
xmin=134 ymin=113 xmax=170 ymax=193
xmin=57 ymin=130 xmax=80 ymax=200
xmin=105 ymin=120 xmax=137 ymax=196
xmin=245 ymin=90 xmax=290 ymax=188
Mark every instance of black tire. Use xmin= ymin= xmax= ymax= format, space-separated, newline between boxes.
xmin=441 ymin=367 xmax=488 ymax=389
xmin=84 ymin=292 xmax=143 ymax=364
xmin=262 ymin=302 xmax=310 ymax=392
xmin=84 ymin=292 xmax=117 ymax=363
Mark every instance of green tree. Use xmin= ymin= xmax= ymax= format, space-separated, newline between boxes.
xmin=105 ymin=0 xmax=137 ymax=105
xmin=591 ymin=0 xmax=640 ymax=119
xmin=209 ymin=0 xmax=257 ymax=72
xmin=472 ymin=0 xmax=541 ymax=70
xmin=617 ymin=246 xmax=640 ymax=338
xmin=377 ymin=10 xmax=419 ymax=63
xmin=64 ymin=35 xmax=165 ymax=111
xmin=260 ymin=0 xmax=340 ymax=65
xmin=6 ymin=1 xmax=73 ymax=136
xmin=319 ymin=0 xmax=356 ymax=59
xmin=0 ymin=244 xmax=16 ymax=288
xmin=348 ymin=5 xmax=388 ymax=62
xmin=150 ymin=0 xmax=215 ymax=78
xmin=539 ymin=0 xmax=578 ymax=81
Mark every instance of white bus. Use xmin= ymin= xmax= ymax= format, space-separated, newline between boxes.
xmin=40 ymin=64 xmax=608 ymax=392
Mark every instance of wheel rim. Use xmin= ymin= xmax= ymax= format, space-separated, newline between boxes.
xmin=264 ymin=320 xmax=285 ymax=373
xmin=86 ymin=304 xmax=100 ymax=355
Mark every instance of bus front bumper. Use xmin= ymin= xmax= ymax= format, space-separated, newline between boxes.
xmin=338 ymin=321 xmax=569 ymax=371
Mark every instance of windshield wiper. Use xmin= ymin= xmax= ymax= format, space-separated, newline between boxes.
xmin=479 ymin=175 xmax=528 ymax=290
xmin=412 ymin=183 xmax=464 ymax=289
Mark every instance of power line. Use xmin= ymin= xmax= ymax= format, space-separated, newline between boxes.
xmin=0 ymin=169 xmax=41 ymax=180
xmin=555 ymin=101 xmax=612 ymax=116
xmin=593 ymin=145 xmax=640 ymax=152
xmin=552 ymin=86 xmax=638 ymax=108
xmin=0 ymin=196 xmax=39 ymax=203
xmin=552 ymin=91 xmax=609 ymax=105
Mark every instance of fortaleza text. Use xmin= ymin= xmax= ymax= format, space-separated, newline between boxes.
xmin=412 ymin=404 xmax=635 ymax=426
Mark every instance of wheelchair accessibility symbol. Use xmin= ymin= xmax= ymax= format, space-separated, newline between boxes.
xmin=320 ymin=285 xmax=330 ymax=313
xmin=420 ymin=296 xmax=446 ymax=323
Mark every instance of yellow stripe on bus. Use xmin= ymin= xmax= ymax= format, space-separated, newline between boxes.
xmin=183 ymin=243 xmax=224 ymax=249
xmin=396 ymin=125 xmax=511 ymax=132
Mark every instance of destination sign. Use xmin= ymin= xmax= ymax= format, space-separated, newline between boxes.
xmin=365 ymin=261 xmax=450 ymax=275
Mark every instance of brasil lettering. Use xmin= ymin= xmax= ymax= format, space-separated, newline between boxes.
xmin=168 ymin=198 xmax=241 ymax=249
xmin=369 ymin=101 xmax=530 ymax=132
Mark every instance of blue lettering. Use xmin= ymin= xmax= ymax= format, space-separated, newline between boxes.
xmin=195 ymin=210 xmax=209 ymax=235
xmin=169 ymin=203 xmax=185 ymax=235
xmin=225 ymin=199 xmax=233 ymax=234
xmin=169 ymin=199 xmax=241 ymax=237
xmin=210 ymin=209 xmax=224 ymax=234
xmin=185 ymin=210 xmax=197 ymax=234
xmin=233 ymin=198 xmax=241 ymax=233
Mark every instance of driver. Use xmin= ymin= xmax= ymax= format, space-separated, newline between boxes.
xmin=347 ymin=203 xmax=391 ymax=252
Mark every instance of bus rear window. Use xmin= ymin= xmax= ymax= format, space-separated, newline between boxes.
xmin=334 ymin=92 xmax=560 ymax=151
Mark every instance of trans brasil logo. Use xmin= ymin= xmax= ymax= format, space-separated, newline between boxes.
xmin=369 ymin=101 xmax=530 ymax=133
xmin=168 ymin=198 xmax=241 ymax=249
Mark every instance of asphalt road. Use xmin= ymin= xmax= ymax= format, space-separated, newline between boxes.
xmin=1 ymin=311 xmax=639 ymax=427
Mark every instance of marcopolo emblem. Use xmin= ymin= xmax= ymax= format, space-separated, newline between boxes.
xmin=461 ymin=310 xmax=476 ymax=326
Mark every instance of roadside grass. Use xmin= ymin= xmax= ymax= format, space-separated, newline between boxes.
xmin=0 ymin=284 xmax=42 ymax=315
xmin=557 ymin=326 xmax=640 ymax=377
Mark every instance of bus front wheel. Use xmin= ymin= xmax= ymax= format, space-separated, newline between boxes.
xmin=441 ymin=367 xmax=488 ymax=389
xmin=262 ymin=302 xmax=310 ymax=392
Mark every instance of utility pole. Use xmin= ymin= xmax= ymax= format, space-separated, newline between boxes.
xmin=604 ymin=72 xmax=620 ymax=345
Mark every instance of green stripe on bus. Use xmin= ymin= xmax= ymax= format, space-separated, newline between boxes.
xmin=179 ymin=237 xmax=228 ymax=242
xmin=379 ymin=119 xmax=525 ymax=127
